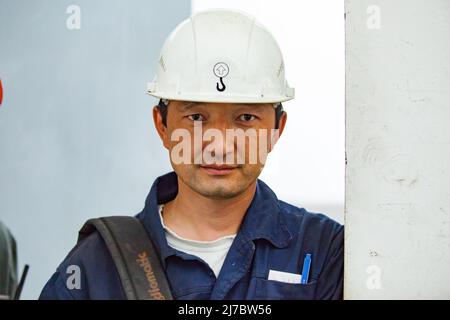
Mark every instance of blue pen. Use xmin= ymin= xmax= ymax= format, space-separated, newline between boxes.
xmin=300 ymin=253 xmax=312 ymax=284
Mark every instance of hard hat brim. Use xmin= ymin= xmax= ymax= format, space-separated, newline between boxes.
xmin=146 ymin=88 xmax=295 ymax=104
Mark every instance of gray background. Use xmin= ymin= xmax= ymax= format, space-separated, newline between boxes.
xmin=0 ymin=0 xmax=190 ymax=299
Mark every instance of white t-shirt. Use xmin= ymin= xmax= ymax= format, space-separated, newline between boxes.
xmin=158 ymin=204 xmax=236 ymax=278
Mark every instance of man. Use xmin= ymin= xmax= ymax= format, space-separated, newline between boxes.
xmin=40 ymin=9 xmax=343 ymax=300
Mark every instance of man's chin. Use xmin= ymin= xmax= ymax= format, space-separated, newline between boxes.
xmin=194 ymin=182 xmax=241 ymax=199
xmin=186 ymin=174 xmax=249 ymax=199
xmin=200 ymin=190 xmax=243 ymax=199
xmin=175 ymin=165 xmax=256 ymax=199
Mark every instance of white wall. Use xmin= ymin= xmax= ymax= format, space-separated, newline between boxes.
xmin=192 ymin=0 xmax=345 ymax=223
xmin=345 ymin=0 xmax=450 ymax=299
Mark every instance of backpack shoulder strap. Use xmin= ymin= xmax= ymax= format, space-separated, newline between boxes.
xmin=78 ymin=216 xmax=173 ymax=300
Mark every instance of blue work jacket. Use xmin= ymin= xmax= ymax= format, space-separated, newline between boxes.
xmin=40 ymin=172 xmax=343 ymax=300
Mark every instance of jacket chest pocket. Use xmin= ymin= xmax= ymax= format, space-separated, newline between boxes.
xmin=253 ymin=278 xmax=318 ymax=300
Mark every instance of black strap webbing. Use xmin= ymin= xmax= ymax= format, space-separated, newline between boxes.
xmin=78 ymin=216 xmax=173 ymax=300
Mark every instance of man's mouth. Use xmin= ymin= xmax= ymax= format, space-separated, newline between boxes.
xmin=199 ymin=164 xmax=239 ymax=175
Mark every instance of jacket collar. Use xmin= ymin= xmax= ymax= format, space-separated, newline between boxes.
xmin=137 ymin=171 xmax=292 ymax=267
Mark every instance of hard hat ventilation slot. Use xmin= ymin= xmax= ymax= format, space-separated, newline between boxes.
xmin=159 ymin=56 xmax=166 ymax=72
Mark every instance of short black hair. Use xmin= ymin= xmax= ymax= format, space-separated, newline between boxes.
xmin=157 ymin=99 xmax=284 ymax=129
xmin=157 ymin=99 xmax=169 ymax=127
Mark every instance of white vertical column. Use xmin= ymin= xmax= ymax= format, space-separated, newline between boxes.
xmin=345 ymin=0 xmax=450 ymax=299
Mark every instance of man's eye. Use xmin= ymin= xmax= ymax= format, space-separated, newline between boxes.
xmin=238 ymin=114 xmax=256 ymax=122
xmin=188 ymin=114 xmax=205 ymax=121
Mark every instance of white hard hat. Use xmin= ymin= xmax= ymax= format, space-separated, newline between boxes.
xmin=147 ymin=9 xmax=295 ymax=104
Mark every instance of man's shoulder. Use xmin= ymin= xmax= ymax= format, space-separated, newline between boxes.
xmin=277 ymin=200 xmax=343 ymax=241
xmin=40 ymin=227 xmax=124 ymax=299
xmin=61 ymin=230 xmax=109 ymax=268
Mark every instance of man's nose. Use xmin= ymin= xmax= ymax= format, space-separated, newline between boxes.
xmin=202 ymin=119 xmax=236 ymax=161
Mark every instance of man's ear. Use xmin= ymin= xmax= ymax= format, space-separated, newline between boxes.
xmin=152 ymin=106 xmax=170 ymax=149
xmin=270 ymin=111 xmax=287 ymax=151
xmin=277 ymin=111 xmax=287 ymax=137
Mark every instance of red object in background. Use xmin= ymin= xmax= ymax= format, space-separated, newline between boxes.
xmin=0 ymin=78 xmax=3 ymax=105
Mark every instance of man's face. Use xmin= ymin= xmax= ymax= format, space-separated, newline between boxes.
xmin=153 ymin=100 xmax=287 ymax=199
